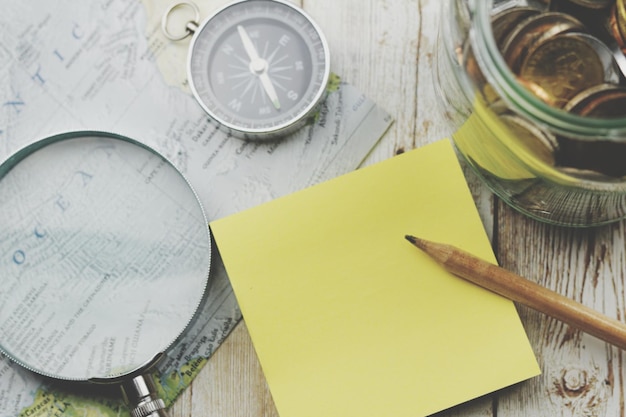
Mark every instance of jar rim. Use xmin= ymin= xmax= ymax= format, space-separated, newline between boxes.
xmin=473 ymin=0 xmax=626 ymax=139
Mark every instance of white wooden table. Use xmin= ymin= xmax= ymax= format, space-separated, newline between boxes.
xmin=169 ymin=1 xmax=626 ymax=416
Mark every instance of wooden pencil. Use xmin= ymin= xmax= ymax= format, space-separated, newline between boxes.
xmin=405 ymin=234 xmax=626 ymax=350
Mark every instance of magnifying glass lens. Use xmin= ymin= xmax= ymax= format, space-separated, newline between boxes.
xmin=0 ymin=133 xmax=211 ymax=382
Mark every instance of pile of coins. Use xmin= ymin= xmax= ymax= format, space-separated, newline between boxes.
xmin=487 ymin=0 xmax=626 ymax=178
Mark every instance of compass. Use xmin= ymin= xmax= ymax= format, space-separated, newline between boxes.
xmin=162 ymin=0 xmax=331 ymax=140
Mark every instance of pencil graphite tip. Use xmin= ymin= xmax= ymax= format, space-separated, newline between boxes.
xmin=405 ymin=235 xmax=417 ymax=244
xmin=405 ymin=234 xmax=429 ymax=251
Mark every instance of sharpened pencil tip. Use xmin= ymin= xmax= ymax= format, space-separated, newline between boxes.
xmin=405 ymin=234 xmax=429 ymax=251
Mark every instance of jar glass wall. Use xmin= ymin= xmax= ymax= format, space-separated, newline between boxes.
xmin=436 ymin=0 xmax=626 ymax=227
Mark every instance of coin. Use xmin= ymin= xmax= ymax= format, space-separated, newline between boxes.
xmin=608 ymin=4 xmax=626 ymax=52
xmin=600 ymin=8 xmax=626 ymax=77
xmin=559 ymin=0 xmax=613 ymax=9
xmin=519 ymin=33 xmax=607 ymax=104
xmin=616 ymin=0 xmax=626 ymax=46
xmin=517 ymin=77 xmax=568 ymax=107
xmin=501 ymin=12 xmax=586 ymax=73
xmin=491 ymin=6 xmax=542 ymax=49
xmin=564 ymin=32 xmax=621 ymax=83
xmin=564 ymin=83 xmax=626 ymax=117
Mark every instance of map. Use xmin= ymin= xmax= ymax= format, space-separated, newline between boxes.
xmin=0 ymin=1 xmax=393 ymax=416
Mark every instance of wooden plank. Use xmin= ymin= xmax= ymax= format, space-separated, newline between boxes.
xmin=495 ymin=203 xmax=626 ymax=416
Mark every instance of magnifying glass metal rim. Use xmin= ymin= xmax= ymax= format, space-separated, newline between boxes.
xmin=0 ymin=130 xmax=213 ymax=415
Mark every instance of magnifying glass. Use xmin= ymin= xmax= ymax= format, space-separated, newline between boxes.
xmin=0 ymin=131 xmax=212 ymax=417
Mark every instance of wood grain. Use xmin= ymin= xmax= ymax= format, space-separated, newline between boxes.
xmin=495 ymin=206 xmax=626 ymax=417
xmin=169 ymin=322 xmax=278 ymax=417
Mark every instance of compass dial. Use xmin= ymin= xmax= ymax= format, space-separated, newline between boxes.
xmin=188 ymin=0 xmax=330 ymax=140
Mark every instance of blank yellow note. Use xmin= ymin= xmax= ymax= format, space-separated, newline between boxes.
xmin=210 ymin=139 xmax=540 ymax=417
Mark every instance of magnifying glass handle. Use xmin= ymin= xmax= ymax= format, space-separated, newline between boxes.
xmin=121 ymin=374 xmax=169 ymax=417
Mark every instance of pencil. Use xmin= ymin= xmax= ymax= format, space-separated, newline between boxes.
xmin=405 ymin=234 xmax=626 ymax=350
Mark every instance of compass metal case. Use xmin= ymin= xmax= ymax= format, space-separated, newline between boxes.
xmin=187 ymin=0 xmax=330 ymax=140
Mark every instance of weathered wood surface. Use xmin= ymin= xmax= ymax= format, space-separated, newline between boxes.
xmin=169 ymin=0 xmax=626 ymax=416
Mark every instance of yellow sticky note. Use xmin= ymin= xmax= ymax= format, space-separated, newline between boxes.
xmin=210 ymin=139 xmax=540 ymax=417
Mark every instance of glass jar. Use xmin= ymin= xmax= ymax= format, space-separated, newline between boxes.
xmin=435 ymin=0 xmax=626 ymax=227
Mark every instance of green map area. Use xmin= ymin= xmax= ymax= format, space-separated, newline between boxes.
xmin=18 ymin=356 xmax=208 ymax=417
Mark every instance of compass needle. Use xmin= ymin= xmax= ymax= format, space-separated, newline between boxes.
xmin=184 ymin=0 xmax=330 ymax=139
xmin=238 ymin=25 xmax=261 ymax=61
xmin=237 ymin=24 xmax=281 ymax=109
xmin=260 ymin=74 xmax=281 ymax=109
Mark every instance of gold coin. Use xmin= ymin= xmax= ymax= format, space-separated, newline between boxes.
xmin=563 ymin=83 xmax=615 ymax=112
xmin=566 ymin=32 xmax=621 ymax=84
xmin=491 ymin=7 xmax=542 ymax=50
xmin=608 ymin=4 xmax=626 ymax=52
xmin=501 ymin=12 xmax=586 ymax=73
xmin=519 ymin=33 xmax=606 ymax=105
xmin=616 ymin=0 xmax=626 ymax=47
xmin=564 ymin=83 xmax=626 ymax=117
xmin=517 ymin=78 xmax=568 ymax=107
xmin=563 ymin=0 xmax=613 ymax=9
xmin=601 ymin=5 xmax=626 ymax=79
